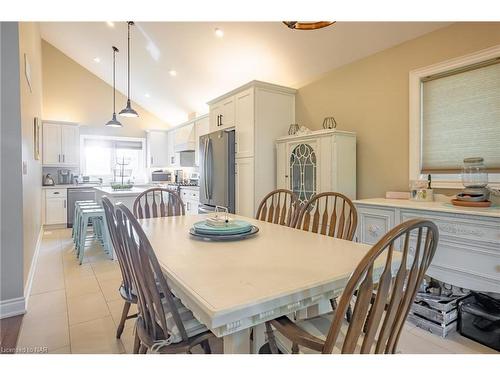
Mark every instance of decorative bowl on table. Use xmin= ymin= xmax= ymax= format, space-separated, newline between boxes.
xmin=190 ymin=206 xmax=259 ymax=241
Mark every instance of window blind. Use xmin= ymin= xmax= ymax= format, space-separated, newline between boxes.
xmin=421 ymin=60 xmax=500 ymax=173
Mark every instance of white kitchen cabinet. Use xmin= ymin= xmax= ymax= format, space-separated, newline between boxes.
xmin=234 ymin=88 xmax=254 ymax=158
xmin=276 ymin=129 xmax=357 ymax=205
xmin=180 ymin=187 xmax=200 ymax=215
xmin=42 ymin=121 xmax=79 ymax=166
xmin=209 ymin=95 xmax=235 ymax=132
xmin=167 ymin=130 xmax=178 ymax=167
xmin=195 ymin=115 xmax=209 ymax=166
xmin=44 ymin=189 xmax=67 ymax=225
xmin=235 ymin=157 xmax=255 ymax=218
xmin=207 ymin=81 xmax=296 ymax=217
xmin=147 ymin=130 xmax=169 ymax=168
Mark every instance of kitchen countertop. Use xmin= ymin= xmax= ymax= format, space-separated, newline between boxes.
xmin=94 ymin=186 xmax=151 ymax=197
xmin=42 ymin=184 xmax=102 ymax=189
xmin=179 ymin=185 xmax=200 ymax=191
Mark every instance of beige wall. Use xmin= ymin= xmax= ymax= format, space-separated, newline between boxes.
xmin=296 ymin=22 xmax=500 ymax=199
xmin=19 ymin=22 xmax=44 ymax=284
xmin=42 ymin=40 xmax=168 ymax=138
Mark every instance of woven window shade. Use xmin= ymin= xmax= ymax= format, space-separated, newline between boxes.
xmin=421 ymin=61 xmax=500 ymax=173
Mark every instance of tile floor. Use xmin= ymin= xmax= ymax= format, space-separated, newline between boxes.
xmin=16 ymin=228 xmax=497 ymax=354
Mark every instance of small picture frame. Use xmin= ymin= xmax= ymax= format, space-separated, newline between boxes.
xmin=34 ymin=117 xmax=41 ymax=160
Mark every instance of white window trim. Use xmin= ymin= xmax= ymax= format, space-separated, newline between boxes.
xmin=80 ymin=134 xmax=147 ymax=180
xmin=409 ymin=44 xmax=500 ymax=189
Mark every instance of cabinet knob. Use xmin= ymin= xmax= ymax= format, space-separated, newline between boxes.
xmin=285 ymin=175 xmax=289 ymax=178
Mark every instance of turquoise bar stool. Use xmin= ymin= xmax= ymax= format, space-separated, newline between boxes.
xmin=73 ymin=202 xmax=101 ymax=249
xmin=77 ymin=207 xmax=112 ymax=264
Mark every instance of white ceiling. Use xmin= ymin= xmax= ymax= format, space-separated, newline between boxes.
xmin=40 ymin=22 xmax=450 ymax=126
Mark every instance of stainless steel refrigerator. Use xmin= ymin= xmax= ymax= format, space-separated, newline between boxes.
xmin=198 ymin=129 xmax=235 ymax=214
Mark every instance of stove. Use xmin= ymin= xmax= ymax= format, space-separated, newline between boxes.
xmin=165 ymin=182 xmax=199 ymax=193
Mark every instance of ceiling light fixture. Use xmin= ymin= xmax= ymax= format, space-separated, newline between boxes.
xmin=214 ymin=28 xmax=224 ymax=38
xmin=144 ymin=93 xmax=151 ymax=98
xmin=169 ymin=70 xmax=177 ymax=77
xmin=283 ymin=21 xmax=335 ymax=30
xmin=119 ymin=21 xmax=139 ymax=118
xmin=105 ymin=46 xmax=123 ymax=128
xmin=106 ymin=21 xmax=115 ymax=28
xmin=93 ymin=57 xmax=101 ymax=63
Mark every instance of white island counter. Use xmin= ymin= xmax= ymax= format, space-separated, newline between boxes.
xmin=94 ymin=186 xmax=151 ymax=211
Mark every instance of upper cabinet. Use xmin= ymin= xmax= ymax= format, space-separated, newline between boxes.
xmin=146 ymin=130 xmax=169 ymax=168
xmin=209 ymin=95 xmax=235 ymax=132
xmin=194 ymin=115 xmax=210 ymax=166
xmin=42 ymin=121 xmax=79 ymax=166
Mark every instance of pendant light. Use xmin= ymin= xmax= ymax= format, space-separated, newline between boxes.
xmin=105 ymin=46 xmax=123 ymax=127
xmin=119 ymin=21 xmax=139 ymax=118
xmin=283 ymin=21 xmax=335 ymax=30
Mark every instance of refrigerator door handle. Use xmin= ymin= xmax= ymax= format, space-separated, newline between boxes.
xmin=207 ymin=138 xmax=213 ymax=199
xmin=203 ymin=138 xmax=209 ymax=200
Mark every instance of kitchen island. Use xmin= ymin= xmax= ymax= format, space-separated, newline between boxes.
xmin=94 ymin=186 xmax=151 ymax=211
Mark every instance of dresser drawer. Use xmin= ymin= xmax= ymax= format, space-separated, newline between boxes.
xmin=356 ymin=206 xmax=396 ymax=245
xmin=45 ymin=188 xmax=67 ymax=199
xmin=400 ymin=210 xmax=500 ymax=246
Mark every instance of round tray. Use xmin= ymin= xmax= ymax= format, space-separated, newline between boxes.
xmin=189 ymin=225 xmax=259 ymax=241
xmin=451 ymin=199 xmax=492 ymax=208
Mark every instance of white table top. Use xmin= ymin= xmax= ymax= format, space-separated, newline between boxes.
xmin=354 ymin=198 xmax=500 ymax=218
xmin=139 ymin=214 xmax=384 ymax=337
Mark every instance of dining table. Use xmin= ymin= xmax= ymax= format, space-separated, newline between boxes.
xmin=139 ymin=213 xmax=390 ymax=354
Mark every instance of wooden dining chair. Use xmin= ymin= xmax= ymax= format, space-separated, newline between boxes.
xmin=295 ymin=192 xmax=357 ymax=240
xmin=101 ymin=196 xmax=138 ymax=339
xmin=264 ymin=218 xmax=439 ymax=354
xmin=255 ymin=189 xmax=300 ymax=227
xmin=133 ymin=188 xmax=185 ymax=219
xmin=114 ymin=203 xmax=214 ymax=354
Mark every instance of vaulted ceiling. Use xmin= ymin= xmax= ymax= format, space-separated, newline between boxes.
xmin=40 ymin=22 xmax=450 ymax=126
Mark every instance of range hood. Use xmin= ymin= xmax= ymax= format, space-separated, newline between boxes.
xmin=174 ymin=123 xmax=195 ymax=152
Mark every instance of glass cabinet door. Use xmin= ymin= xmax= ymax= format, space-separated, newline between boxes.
xmin=289 ymin=143 xmax=317 ymax=204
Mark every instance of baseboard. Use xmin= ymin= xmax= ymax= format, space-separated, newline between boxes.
xmin=0 ymin=297 xmax=26 ymax=319
xmin=23 ymin=226 xmax=43 ymax=310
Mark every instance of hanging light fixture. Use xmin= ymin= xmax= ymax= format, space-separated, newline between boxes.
xmin=105 ymin=46 xmax=123 ymax=127
xmin=283 ymin=21 xmax=335 ymax=30
xmin=119 ymin=21 xmax=139 ymax=118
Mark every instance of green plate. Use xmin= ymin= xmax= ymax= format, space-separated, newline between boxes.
xmin=192 ymin=220 xmax=253 ymax=235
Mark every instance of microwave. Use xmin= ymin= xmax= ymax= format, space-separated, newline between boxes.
xmin=151 ymin=170 xmax=172 ymax=183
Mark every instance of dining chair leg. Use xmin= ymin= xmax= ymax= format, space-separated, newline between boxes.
xmin=265 ymin=322 xmax=280 ymax=354
xmin=291 ymin=342 xmax=299 ymax=354
xmin=116 ymin=301 xmax=131 ymax=339
xmin=133 ymin=332 xmax=141 ymax=354
xmin=200 ymin=340 xmax=212 ymax=354
xmin=139 ymin=344 xmax=148 ymax=354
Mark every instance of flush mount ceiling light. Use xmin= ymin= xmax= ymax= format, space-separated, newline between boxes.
xmin=105 ymin=46 xmax=123 ymax=128
xmin=93 ymin=57 xmax=101 ymax=63
xmin=119 ymin=21 xmax=139 ymax=118
xmin=169 ymin=69 xmax=177 ymax=77
xmin=283 ymin=21 xmax=335 ymax=30
xmin=214 ymin=28 xmax=224 ymax=38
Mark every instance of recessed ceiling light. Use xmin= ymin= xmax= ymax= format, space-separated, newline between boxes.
xmin=214 ymin=28 xmax=224 ymax=38
xmin=93 ymin=57 xmax=101 ymax=63
xmin=106 ymin=21 xmax=115 ymax=28
xmin=144 ymin=93 xmax=151 ymax=98
xmin=169 ymin=70 xmax=177 ymax=77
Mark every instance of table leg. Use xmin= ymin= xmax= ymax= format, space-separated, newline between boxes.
xmin=223 ymin=328 xmax=251 ymax=354
xmin=251 ymin=324 xmax=266 ymax=354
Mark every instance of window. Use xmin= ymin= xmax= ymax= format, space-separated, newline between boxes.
xmin=409 ymin=46 xmax=500 ymax=188
xmin=80 ymin=136 xmax=146 ymax=183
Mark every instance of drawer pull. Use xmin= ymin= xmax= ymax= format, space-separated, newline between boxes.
xmin=53 ymin=192 xmax=60 ymax=195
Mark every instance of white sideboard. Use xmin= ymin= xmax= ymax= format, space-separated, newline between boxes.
xmin=353 ymin=198 xmax=500 ymax=293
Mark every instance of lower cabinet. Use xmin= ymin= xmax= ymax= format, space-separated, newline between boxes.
xmin=45 ymin=189 xmax=67 ymax=225
xmin=180 ymin=188 xmax=200 ymax=215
